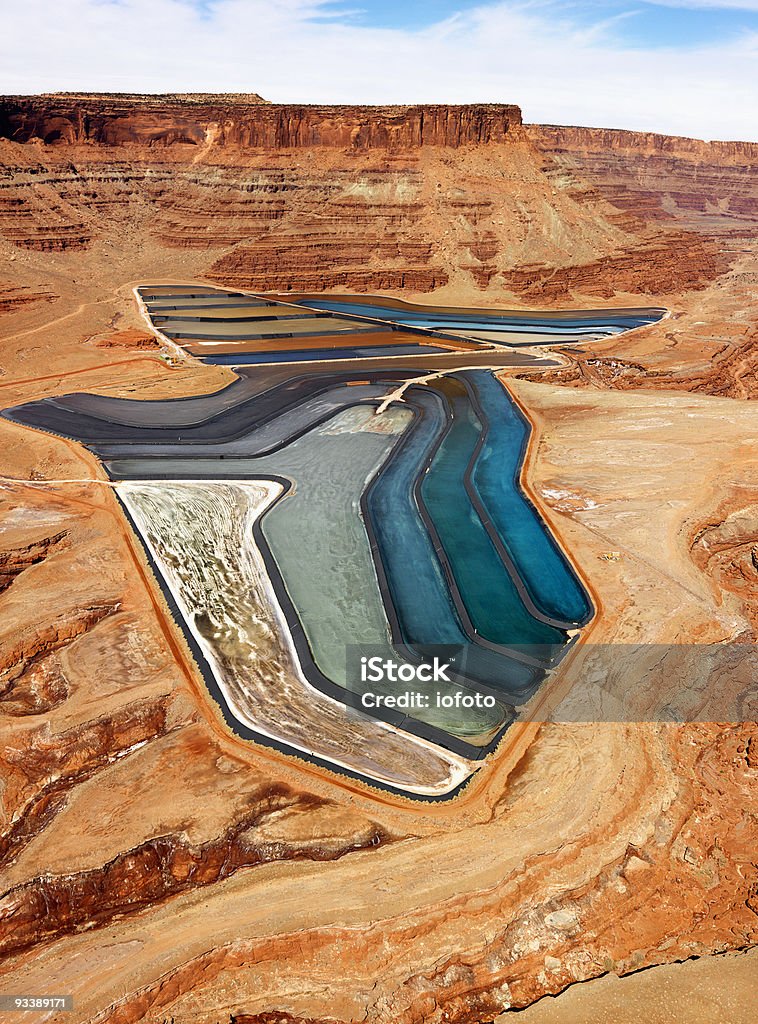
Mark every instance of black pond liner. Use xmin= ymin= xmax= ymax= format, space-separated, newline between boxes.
xmin=202 ymin=344 xmax=452 ymax=365
xmin=1 ymin=368 xmax=426 ymax=444
xmin=166 ymin=329 xmax=368 ymax=342
xmin=152 ymin=312 xmax=335 ymax=325
xmin=145 ymin=301 xmax=279 ymax=312
xmin=94 ymin=386 xmax=404 ymax=461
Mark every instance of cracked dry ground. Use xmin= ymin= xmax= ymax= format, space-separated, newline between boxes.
xmin=0 ymin=364 xmax=756 ymax=1024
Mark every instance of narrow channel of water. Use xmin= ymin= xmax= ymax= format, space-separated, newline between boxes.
xmin=466 ymin=370 xmax=593 ymax=626
xmin=364 ymin=387 xmax=542 ymax=697
xmin=288 ymin=296 xmax=664 ymax=337
xmin=421 ymin=378 xmax=567 ymax=648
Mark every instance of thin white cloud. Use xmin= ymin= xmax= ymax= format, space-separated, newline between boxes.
xmin=641 ymin=0 xmax=758 ymax=10
xmin=1 ymin=0 xmax=756 ymax=141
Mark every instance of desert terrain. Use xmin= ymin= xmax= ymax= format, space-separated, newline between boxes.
xmin=0 ymin=96 xmax=756 ymax=1023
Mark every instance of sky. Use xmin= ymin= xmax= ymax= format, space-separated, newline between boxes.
xmin=2 ymin=0 xmax=757 ymax=141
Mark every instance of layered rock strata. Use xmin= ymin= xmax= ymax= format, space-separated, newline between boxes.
xmin=528 ymin=124 xmax=758 ymax=234
xmin=0 ymin=96 xmax=521 ymax=149
xmin=1 ymin=93 xmax=757 ymax=1023
xmin=0 ymin=97 xmax=693 ymax=300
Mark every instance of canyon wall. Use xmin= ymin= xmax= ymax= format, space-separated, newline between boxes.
xmin=520 ymin=123 xmax=758 ymax=396
xmin=0 ymin=96 xmax=755 ymax=393
xmin=0 ymin=95 xmax=521 ymax=150
xmin=532 ymin=124 xmax=758 ymax=164
xmin=0 ymin=96 xmax=718 ymax=300
xmin=528 ymin=123 xmax=758 ymax=233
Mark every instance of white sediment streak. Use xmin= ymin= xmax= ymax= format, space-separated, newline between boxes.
xmin=374 ymin=365 xmax=512 ymax=415
xmin=118 ymin=479 xmax=473 ymax=796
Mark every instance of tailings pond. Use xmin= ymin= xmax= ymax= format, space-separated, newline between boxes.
xmin=0 ymin=285 xmax=661 ymax=794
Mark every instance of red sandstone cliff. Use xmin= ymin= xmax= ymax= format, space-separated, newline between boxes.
xmin=0 ymin=94 xmax=716 ymax=299
xmin=528 ymin=123 xmax=758 ymax=233
xmin=0 ymin=95 xmax=521 ymax=150
xmin=531 ymin=124 xmax=758 ymax=163
xmin=0 ymin=95 xmax=750 ymax=315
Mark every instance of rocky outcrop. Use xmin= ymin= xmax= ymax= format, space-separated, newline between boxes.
xmin=690 ymin=504 xmax=758 ymax=634
xmin=0 ymin=602 xmax=117 ymax=686
xmin=0 ymin=783 xmax=390 ymax=958
xmin=532 ymin=330 xmax=758 ymax=399
xmin=0 ymin=696 xmax=171 ymax=869
xmin=208 ymin=233 xmax=449 ymax=292
xmin=0 ymin=602 xmax=117 ymax=715
xmin=0 ymin=529 xmax=67 ymax=594
xmin=95 ymin=329 xmax=159 ymax=350
xmin=528 ymin=124 xmax=758 ymax=233
xmin=0 ymin=281 xmax=57 ymax=314
xmin=1 ymin=95 xmax=738 ymax=308
xmin=532 ymin=124 xmax=758 ymax=164
xmin=0 ymin=173 xmax=92 ymax=251
xmin=230 ymin=1016 xmax=345 ymax=1024
xmin=0 ymin=96 xmax=521 ymax=150
xmin=499 ymin=231 xmax=727 ymax=300
xmin=0 ymin=127 xmax=544 ymax=271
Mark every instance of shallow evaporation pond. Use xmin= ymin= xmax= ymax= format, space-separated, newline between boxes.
xmin=254 ymin=404 xmax=510 ymax=744
xmin=465 ymin=370 xmax=593 ymax=626
xmin=107 ymin=405 xmax=511 ymax=746
xmin=364 ymin=386 xmax=545 ymax=696
xmin=420 ymin=377 xmax=567 ymax=648
xmin=118 ymin=479 xmax=472 ymax=796
xmin=286 ymin=295 xmax=666 ymax=342
xmin=88 ymin=383 xmax=396 ymax=460
xmin=201 ymin=344 xmax=451 ymax=365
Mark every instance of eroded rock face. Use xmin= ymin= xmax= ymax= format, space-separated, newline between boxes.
xmin=0 ymin=105 xmax=717 ymax=301
xmin=528 ymin=124 xmax=758 ymax=234
xmin=0 ymin=782 xmax=391 ymax=958
xmin=499 ymin=232 xmax=727 ymax=301
xmin=0 ymin=96 xmax=521 ymax=149
xmin=0 ymin=98 xmax=526 ymax=279
xmin=0 ymin=282 xmax=57 ymax=314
